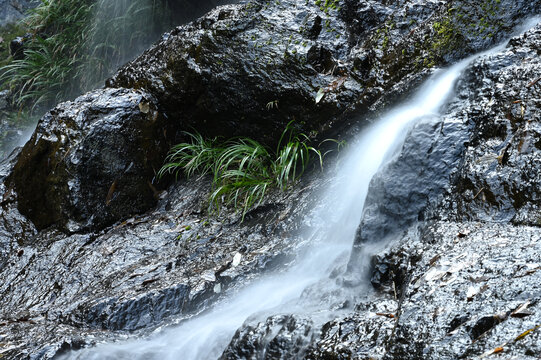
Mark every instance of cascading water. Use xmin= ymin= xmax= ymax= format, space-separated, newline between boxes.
xmin=85 ymin=0 xmax=239 ymax=87
xmin=63 ymin=21 xmax=539 ymax=359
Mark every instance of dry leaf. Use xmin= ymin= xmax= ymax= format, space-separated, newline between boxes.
xmin=315 ymin=88 xmax=325 ymax=104
xmin=511 ymin=300 xmax=533 ymax=318
xmin=515 ymin=325 xmax=540 ymax=342
xmin=139 ymin=101 xmax=150 ymax=114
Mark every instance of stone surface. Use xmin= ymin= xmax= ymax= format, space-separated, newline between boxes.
xmin=1 ymin=0 xmax=541 ymax=359
xmin=0 ymin=0 xmax=38 ymax=27
xmin=8 ymin=88 xmax=170 ymax=232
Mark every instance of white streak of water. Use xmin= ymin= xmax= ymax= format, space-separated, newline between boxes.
xmin=65 ymin=22 xmax=540 ymax=359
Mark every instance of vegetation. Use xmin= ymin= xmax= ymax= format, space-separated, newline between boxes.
xmin=0 ymin=23 xmax=26 ymax=67
xmin=425 ymin=0 xmax=504 ymax=66
xmin=0 ymin=0 xmax=176 ymax=112
xmin=159 ymin=123 xmax=326 ymax=219
xmin=314 ymin=0 xmax=340 ymax=14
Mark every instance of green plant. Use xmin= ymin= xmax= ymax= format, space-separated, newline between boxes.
xmin=1 ymin=0 xmax=94 ymax=108
xmin=0 ymin=0 xmax=176 ymax=111
xmin=159 ymin=122 xmax=325 ymax=219
xmin=315 ymin=0 xmax=339 ymax=14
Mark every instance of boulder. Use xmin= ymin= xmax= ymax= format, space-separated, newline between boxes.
xmin=7 ymin=88 xmax=170 ymax=232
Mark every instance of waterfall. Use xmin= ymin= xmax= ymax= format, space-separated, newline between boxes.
xmin=84 ymin=0 xmax=239 ymax=89
xmin=62 ymin=22 xmax=539 ymax=359
xmin=82 ymin=0 xmax=177 ymax=91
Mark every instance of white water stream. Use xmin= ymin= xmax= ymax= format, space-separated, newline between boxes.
xmin=64 ymin=21 xmax=539 ymax=359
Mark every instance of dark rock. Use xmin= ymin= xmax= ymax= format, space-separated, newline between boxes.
xmin=445 ymin=24 xmax=541 ymax=226
xmin=0 ymin=160 xmax=324 ymax=357
xmin=2 ymin=1 xmax=541 ymax=359
xmin=84 ymin=284 xmax=190 ymax=331
xmin=448 ymin=314 xmax=469 ymax=333
xmin=7 ymin=88 xmax=171 ymax=232
xmin=349 ymin=114 xmax=469 ymax=270
xmin=370 ymin=249 xmax=412 ymax=298
xmin=9 ymin=33 xmax=32 ymax=60
xmin=305 ymin=15 xmax=322 ymax=40
xmin=307 ymin=299 xmax=399 ymax=359
xmin=383 ymin=221 xmax=541 ymax=360
xmin=469 ymin=315 xmax=501 ymax=340
xmin=306 ymin=45 xmax=336 ymax=74
xmin=220 ymin=315 xmax=315 ymax=360
xmin=106 ymin=1 xmax=366 ymax=147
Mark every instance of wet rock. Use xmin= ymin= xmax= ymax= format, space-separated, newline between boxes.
xmin=448 ymin=314 xmax=469 ymax=333
xmin=470 ymin=315 xmax=503 ymax=340
xmin=446 ymin=24 xmax=541 ymax=226
xmin=0 ymin=0 xmax=39 ymax=27
xmin=84 ymin=284 xmax=190 ymax=331
xmin=9 ymin=33 xmax=32 ymax=60
xmin=2 ymin=0 xmax=541 ymax=359
xmin=370 ymin=249 xmax=414 ymax=299
xmin=7 ymin=88 xmax=170 ymax=232
xmin=220 ymin=315 xmax=316 ymax=360
xmin=384 ymin=221 xmax=541 ymax=360
xmin=107 ymin=1 xmax=365 ymax=147
xmin=307 ymin=299 xmax=399 ymax=360
xmin=349 ymin=114 xmax=469 ymax=267
xmin=306 ymin=45 xmax=336 ymax=74
xmin=0 ymin=163 xmax=325 ymax=357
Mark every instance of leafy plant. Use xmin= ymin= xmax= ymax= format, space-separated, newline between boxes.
xmin=0 ymin=0 xmax=176 ymax=111
xmin=1 ymin=0 xmax=94 ymax=108
xmin=159 ymin=122 xmax=325 ymax=219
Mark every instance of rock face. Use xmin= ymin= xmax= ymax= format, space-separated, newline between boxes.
xmin=107 ymin=1 xmax=363 ymax=146
xmin=450 ymin=26 xmax=541 ymax=226
xmin=109 ymin=0 xmax=525 ymax=146
xmin=1 ymin=0 xmax=541 ymax=359
xmin=221 ymin=315 xmax=316 ymax=360
xmin=310 ymin=14 xmax=541 ymax=360
xmin=7 ymin=88 xmax=170 ymax=232
xmin=0 ymin=0 xmax=38 ymax=27
xmin=0 ymin=155 xmax=325 ymax=357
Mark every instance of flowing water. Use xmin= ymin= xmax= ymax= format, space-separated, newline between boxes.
xmin=0 ymin=1 xmax=239 ymax=161
xmin=63 ymin=20 xmax=540 ymax=359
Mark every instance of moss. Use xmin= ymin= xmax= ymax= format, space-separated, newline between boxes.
xmin=417 ymin=0 xmax=504 ymax=68
xmin=315 ymin=0 xmax=339 ymax=14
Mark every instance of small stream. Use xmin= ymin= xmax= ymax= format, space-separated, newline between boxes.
xmin=59 ymin=24 xmax=523 ymax=360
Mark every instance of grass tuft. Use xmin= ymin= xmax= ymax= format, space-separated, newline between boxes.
xmin=0 ymin=0 xmax=176 ymax=112
xmin=159 ymin=122 xmax=327 ymax=219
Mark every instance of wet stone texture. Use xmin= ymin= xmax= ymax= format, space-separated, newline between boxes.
xmin=0 ymin=167 xmax=328 ymax=358
xmin=0 ymin=0 xmax=39 ymax=27
xmin=387 ymin=221 xmax=541 ymax=360
xmin=8 ymin=88 xmax=170 ymax=233
xmin=221 ymin=315 xmax=316 ymax=360
xmin=2 ymin=0 xmax=541 ymax=359
xmin=106 ymin=0 xmax=533 ymax=145
xmin=310 ymin=21 xmax=541 ymax=360
xmin=448 ymin=24 xmax=541 ymax=226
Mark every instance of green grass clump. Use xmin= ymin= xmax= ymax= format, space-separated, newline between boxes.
xmin=159 ymin=122 xmax=324 ymax=218
xmin=1 ymin=0 xmax=94 ymax=108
